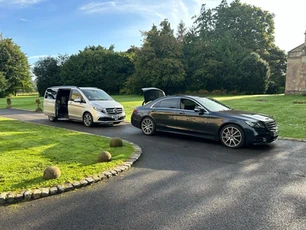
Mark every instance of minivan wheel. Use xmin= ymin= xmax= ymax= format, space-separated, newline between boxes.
xmin=83 ymin=112 xmax=94 ymax=127
xmin=141 ymin=117 xmax=156 ymax=135
xmin=220 ymin=124 xmax=245 ymax=148
xmin=48 ymin=116 xmax=57 ymax=122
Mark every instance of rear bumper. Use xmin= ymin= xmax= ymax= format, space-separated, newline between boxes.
xmin=131 ymin=113 xmax=142 ymax=128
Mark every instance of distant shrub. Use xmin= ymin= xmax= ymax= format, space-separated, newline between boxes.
xmin=229 ymin=90 xmax=240 ymax=95
xmin=185 ymin=90 xmax=198 ymax=95
xmin=198 ymin=89 xmax=209 ymax=95
xmin=211 ymin=89 xmax=226 ymax=95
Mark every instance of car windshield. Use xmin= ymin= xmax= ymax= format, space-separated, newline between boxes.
xmin=80 ymin=88 xmax=113 ymax=101
xmin=196 ymin=97 xmax=231 ymax=112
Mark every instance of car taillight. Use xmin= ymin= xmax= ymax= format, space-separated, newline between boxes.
xmin=132 ymin=108 xmax=137 ymax=114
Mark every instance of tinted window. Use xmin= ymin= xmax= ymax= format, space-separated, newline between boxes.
xmin=181 ymin=99 xmax=199 ymax=110
xmin=154 ymin=98 xmax=179 ymax=109
xmin=44 ymin=88 xmax=57 ymax=99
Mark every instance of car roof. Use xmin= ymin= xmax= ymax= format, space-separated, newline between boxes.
xmin=47 ymin=86 xmax=99 ymax=90
xmin=161 ymin=95 xmax=204 ymax=100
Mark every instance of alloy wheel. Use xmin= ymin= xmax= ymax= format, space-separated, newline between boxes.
xmin=141 ymin=117 xmax=155 ymax=135
xmin=220 ymin=125 xmax=244 ymax=148
xmin=83 ymin=112 xmax=93 ymax=127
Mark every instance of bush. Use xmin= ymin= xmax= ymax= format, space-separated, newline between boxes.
xmin=98 ymin=151 xmax=112 ymax=162
xmin=110 ymin=137 xmax=123 ymax=147
xmin=198 ymin=89 xmax=209 ymax=95
xmin=211 ymin=89 xmax=226 ymax=95
xmin=43 ymin=166 xmax=61 ymax=180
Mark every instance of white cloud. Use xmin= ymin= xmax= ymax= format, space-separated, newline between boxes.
xmin=19 ymin=18 xmax=31 ymax=22
xmin=79 ymin=0 xmax=204 ymax=33
xmin=0 ymin=0 xmax=43 ymax=7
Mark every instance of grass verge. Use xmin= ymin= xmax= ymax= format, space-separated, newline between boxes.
xmin=0 ymin=117 xmax=135 ymax=193
xmin=0 ymin=94 xmax=305 ymax=139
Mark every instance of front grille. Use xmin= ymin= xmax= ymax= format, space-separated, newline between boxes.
xmin=265 ymin=120 xmax=278 ymax=132
xmin=106 ymin=108 xmax=123 ymax=114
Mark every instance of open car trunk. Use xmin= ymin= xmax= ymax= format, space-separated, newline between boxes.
xmin=142 ymin=87 xmax=165 ymax=105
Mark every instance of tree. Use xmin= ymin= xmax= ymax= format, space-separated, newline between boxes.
xmin=33 ymin=56 xmax=63 ymax=96
xmin=181 ymin=0 xmax=281 ymax=94
xmin=0 ymin=34 xmax=32 ymax=97
xmin=60 ymin=46 xmax=134 ymax=94
xmin=126 ymin=19 xmax=186 ymax=94
xmin=262 ymin=45 xmax=287 ymax=93
xmin=176 ymin=21 xmax=187 ymax=43
xmin=214 ymin=0 xmax=275 ymax=53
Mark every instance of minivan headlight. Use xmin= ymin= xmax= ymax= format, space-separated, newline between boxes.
xmin=245 ymin=121 xmax=265 ymax=128
xmin=93 ymin=106 xmax=106 ymax=113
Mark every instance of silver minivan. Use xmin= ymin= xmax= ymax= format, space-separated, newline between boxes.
xmin=44 ymin=86 xmax=126 ymax=127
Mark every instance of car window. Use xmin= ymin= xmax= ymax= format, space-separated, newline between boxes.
xmin=197 ymin=97 xmax=231 ymax=112
xmin=153 ymin=98 xmax=179 ymax=109
xmin=44 ymin=88 xmax=57 ymax=99
xmin=70 ymin=89 xmax=84 ymax=102
xmin=180 ymin=99 xmax=199 ymax=110
xmin=80 ymin=88 xmax=113 ymax=101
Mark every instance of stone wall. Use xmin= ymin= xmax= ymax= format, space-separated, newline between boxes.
xmin=285 ymin=44 xmax=306 ymax=94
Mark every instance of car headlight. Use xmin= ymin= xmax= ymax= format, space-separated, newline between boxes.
xmin=245 ymin=121 xmax=265 ymax=128
xmin=93 ymin=107 xmax=106 ymax=113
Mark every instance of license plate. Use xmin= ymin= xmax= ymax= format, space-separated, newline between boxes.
xmin=112 ymin=115 xmax=119 ymax=120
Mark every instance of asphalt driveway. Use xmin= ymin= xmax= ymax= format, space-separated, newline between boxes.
xmin=0 ymin=109 xmax=306 ymax=230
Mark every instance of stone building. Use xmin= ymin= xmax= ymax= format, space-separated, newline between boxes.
xmin=285 ymin=32 xmax=306 ymax=94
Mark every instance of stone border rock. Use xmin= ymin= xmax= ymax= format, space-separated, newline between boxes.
xmin=278 ymin=137 xmax=306 ymax=142
xmin=0 ymin=141 xmax=142 ymax=205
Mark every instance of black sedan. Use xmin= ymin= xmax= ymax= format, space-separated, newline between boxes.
xmin=131 ymin=88 xmax=278 ymax=148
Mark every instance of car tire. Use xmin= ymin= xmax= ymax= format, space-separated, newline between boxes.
xmin=83 ymin=112 xmax=94 ymax=127
xmin=141 ymin=117 xmax=156 ymax=136
xmin=48 ymin=116 xmax=57 ymax=122
xmin=220 ymin=124 xmax=245 ymax=148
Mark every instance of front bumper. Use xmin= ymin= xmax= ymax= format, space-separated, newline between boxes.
xmin=97 ymin=115 xmax=126 ymax=124
xmin=93 ymin=110 xmax=126 ymax=124
xmin=245 ymin=128 xmax=278 ymax=145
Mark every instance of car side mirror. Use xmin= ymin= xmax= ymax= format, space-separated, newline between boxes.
xmin=194 ymin=107 xmax=205 ymax=114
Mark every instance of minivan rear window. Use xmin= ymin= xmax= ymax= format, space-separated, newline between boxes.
xmin=45 ymin=88 xmax=57 ymax=99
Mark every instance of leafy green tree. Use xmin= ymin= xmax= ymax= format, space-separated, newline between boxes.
xmin=214 ymin=0 xmax=275 ymax=52
xmin=238 ymin=52 xmax=270 ymax=94
xmin=182 ymin=0 xmax=282 ymax=94
xmin=176 ymin=21 xmax=187 ymax=43
xmin=60 ymin=46 xmax=134 ymax=94
xmin=0 ymin=71 xmax=7 ymax=95
xmin=127 ymin=20 xmax=185 ymax=94
xmin=33 ymin=56 xmax=63 ymax=96
xmin=0 ymin=34 xmax=32 ymax=97
xmin=262 ymin=46 xmax=287 ymax=93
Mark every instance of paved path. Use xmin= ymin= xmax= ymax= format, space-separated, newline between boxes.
xmin=0 ymin=109 xmax=306 ymax=230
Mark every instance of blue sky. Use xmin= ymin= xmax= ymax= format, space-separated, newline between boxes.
xmin=0 ymin=0 xmax=306 ymax=66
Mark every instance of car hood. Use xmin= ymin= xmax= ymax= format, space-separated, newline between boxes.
xmin=219 ymin=110 xmax=274 ymax=122
xmin=90 ymin=100 xmax=123 ymax=108
xmin=142 ymin=87 xmax=166 ymax=104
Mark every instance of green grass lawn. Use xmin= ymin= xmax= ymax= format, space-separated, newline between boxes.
xmin=214 ymin=94 xmax=306 ymax=139
xmin=0 ymin=117 xmax=135 ymax=193
xmin=0 ymin=94 xmax=305 ymax=138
